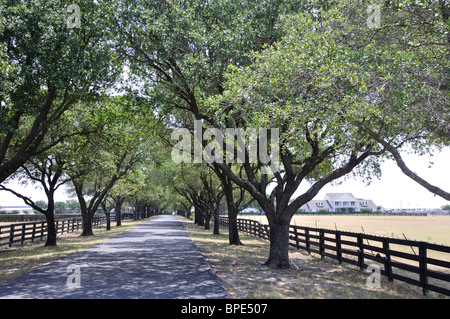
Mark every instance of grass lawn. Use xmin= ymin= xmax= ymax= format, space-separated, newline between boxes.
xmin=244 ymin=214 xmax=450 ymax=246
xmin=0 ymin=218 xmax=151 ymax=285
xmin=179 ymin=217 xmax=448 ymax=299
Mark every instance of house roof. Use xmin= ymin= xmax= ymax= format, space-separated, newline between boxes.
xmin=358 ymin=200 xmax=377 ymax=209
xmin=304 ymin=200 xmax=332 ymax=210
xmin=325 ymin=193 xmax=356 ymax=201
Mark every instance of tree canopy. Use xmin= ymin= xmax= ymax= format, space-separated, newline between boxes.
xmin=0 ymin=0 xmax=448 ymax=265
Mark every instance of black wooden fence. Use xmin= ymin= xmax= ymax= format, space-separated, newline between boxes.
xmin=0 ymin=216 xmax=107 ymax=248
xmin=219 ymin=216 xmax=450 ymax=297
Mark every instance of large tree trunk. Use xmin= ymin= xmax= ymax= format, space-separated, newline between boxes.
xmin=228 ymin=208 xmax=242 ymax=245
xmin=80 ymin=208 xmax=94 ymax=236
xmin=44 ymin=211 xmax=57 ymax=246
xmin=264 ymin=219 xmax=291 ymax=269
xmin=216 ymin=168 xmax=243 ymax=245
xmin=204 ymin=212 xmax=211 ymax=230
xmin=194 ymin=207 xmax=200 ymax=224
xmin=105 ymin=211 xmax=111 ymax=231
xmin=73 ymin=182 xmax=94 ymax=236
xmin=222 ymin=180 xmax=243 ymax=245
xmin=115 ymin=198 xmax=123 ymax=227
xmin=196 ymin=207 xmax=205 ymax=226
xmin=100 ymin=202 xmax=111 ymax=231
xmin=213 ymin=212 xmax=220 ymax=235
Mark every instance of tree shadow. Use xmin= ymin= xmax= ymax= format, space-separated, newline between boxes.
xmin=0 ymin=216 xmax=229 ymax=299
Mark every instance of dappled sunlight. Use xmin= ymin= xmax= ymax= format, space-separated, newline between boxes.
xmin=0 ymin=216 xmax=228 ymax=299
xmin=182 ymin=219 xmax=436 ymax=299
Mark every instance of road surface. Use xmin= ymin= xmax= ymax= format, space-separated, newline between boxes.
xmin=0 ymin=215 xmax=229 ymax=299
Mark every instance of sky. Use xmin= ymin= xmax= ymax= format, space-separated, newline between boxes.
xmin=0 ymin=147 xmax=449 ymax=210
xmin=296 ymin=147 xmax=450 ymax=209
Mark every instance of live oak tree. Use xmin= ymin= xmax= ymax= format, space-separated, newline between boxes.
xmin=208 ymin=0 xmax=450 ymax=268
xmin=0 ymin=0 xmax=120 ymax=183
xmin=0 ymin=101 xmax=102 ymax=245
xmin=112 ymin=0 xmax=391 ymax=263
xmin=102 ymin=167 xmax=145 ymax=227
xmin=0 ymin=154 xmax=69 ymax=246
xmin=347 ymin=0 xmax=450 ymax=201
xmin=66 ymin=97 xmax=150 ymax=236
xmin=68 ymin=138 xmax=143 ymax=236
xmin=207 ymin=3 xmax=444 ymax=268
xmin=297 ymin=1 xmax=450 ymax=204
xmin=178 ymin=164 xmax=224 ymax=234
xmin=111 ymin=0 xmax=312 ymax=245
xmin=128 ymin=164 xmax=164 ymax=221
xmin=209 ymin=163 xmax=256 ymax=244
xmin=166 ymin=115 xmax=256 ymax=242
xmin=171 ymin=164 xmax=211 ymax=230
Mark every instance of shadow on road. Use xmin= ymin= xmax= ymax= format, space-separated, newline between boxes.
xmin=0 ymin=215 xmax=229 ymax=299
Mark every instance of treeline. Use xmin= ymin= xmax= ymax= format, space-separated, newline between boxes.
xmin=0 ymin=1 xmax=448 ymax=268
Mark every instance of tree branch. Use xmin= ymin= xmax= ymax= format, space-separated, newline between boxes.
xmin=369 ymin=131 xmax=450 ymax=201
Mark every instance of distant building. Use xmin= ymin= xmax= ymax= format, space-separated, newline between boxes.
xmin=299 ymin=193 xmax=378 ymax=213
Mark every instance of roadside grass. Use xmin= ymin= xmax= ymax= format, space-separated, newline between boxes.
xmin=0 ymin=218 xmax=151 ymax=285
xmin=244 ymin=214 xmax=450 ymax=246
xmin=179 ymin=217 xmax=447 ymax=299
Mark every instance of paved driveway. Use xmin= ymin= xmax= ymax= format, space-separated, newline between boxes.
xmin=0 ymin=215 xmax=229 ymax=299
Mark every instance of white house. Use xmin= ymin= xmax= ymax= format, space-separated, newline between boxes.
xmin=300 ymin=193 xmax=378 ymax=213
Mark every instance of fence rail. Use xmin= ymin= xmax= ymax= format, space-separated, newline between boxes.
xmin=219 ymin=216 xmax=450 ymax=297
xmin=0 ymin=216 xmax=107 ymax=248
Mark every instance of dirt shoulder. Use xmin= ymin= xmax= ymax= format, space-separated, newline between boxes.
xmin=180 ymin=218 xmax=444 ymax=299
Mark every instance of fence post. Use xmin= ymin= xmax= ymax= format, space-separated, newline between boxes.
xmin=293 ymin=226 xmax=300 ymax=249
xmin=21 ymin=224 xmax=26 ymax=245
xmin=40 ymin=221 xmax=45 ymax=241
xmin=305 ymin=228 xmax=310 ymax=254
xmin=319 ymin=229 xmax=325 ymax=258
xmin=336 ymin=231 xmax=342 ymax=264
xmin=257 ymin=221 xmax=262 ymax=239
xmin=419 ymin=242 xmax=428 ymax=296
xmin=9 ymin=224 xmax=15 ymax=247
xmin=357 ymin=233 xmax=365 ymax=270
xmin=383 ymin=238 xmax=393 ymax=282
xmin=31 ymin=222 xmax=36 ymax=242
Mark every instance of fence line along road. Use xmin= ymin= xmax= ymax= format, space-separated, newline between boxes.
xmin=219 ymin=216 xmax=450 ymax=297
xmin=0 ymin=216 xmax=106 ymax=248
